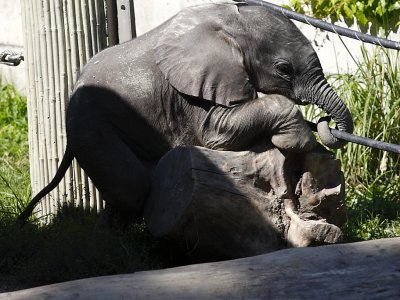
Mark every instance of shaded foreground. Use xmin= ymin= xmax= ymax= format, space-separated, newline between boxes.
xmin=2 ymin=238 xmax=399 ymax=299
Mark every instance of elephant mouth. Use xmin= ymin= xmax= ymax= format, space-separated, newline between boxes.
xmin=258 ymin=87 xmax=300 ymax=105
xmin=256 ymin=91 xmax=295 ymax=103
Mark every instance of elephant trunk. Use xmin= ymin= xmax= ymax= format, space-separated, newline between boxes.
xmin=300 ymin=73 xmax=353 ymax=149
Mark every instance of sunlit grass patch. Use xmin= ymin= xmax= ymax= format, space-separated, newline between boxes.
xmin=331 ymin=46 xmax=400 ymax=240
xmin=0 ymin=83 xmax=31 ymax=217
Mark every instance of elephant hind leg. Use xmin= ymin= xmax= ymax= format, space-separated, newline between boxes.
xmin=68 ymin=122 xmax=152 ymax=227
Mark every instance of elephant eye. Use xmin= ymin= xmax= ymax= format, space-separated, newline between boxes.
xmin=275 ymin=61 xmax=294 ymax=81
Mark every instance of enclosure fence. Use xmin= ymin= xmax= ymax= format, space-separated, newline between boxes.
xmin=20 ymin=0 xmax=122 ymax=219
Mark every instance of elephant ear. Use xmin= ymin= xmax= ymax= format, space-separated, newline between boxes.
xmin=154 ymin=5 xmax=257 ymax=107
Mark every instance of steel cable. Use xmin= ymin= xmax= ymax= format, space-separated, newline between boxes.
xmin=307 ymin=121 xmax=400 ymax=154
xmin=245 ymin=0 xmax=400 ymax=50
xmin=0 ymin=49 xmax=24 ymax=66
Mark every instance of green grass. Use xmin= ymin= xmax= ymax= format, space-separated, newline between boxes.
xmin=0 ymin=84 xmax=31 ymax=218
xmin=331 ymin=45 xmax=400 ymax=241
xmin=303 ymin=44 xmax=400 ymax=241
xmin=0 ymin=206 xmax=166 ymax=291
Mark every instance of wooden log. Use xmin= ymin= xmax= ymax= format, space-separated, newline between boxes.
xmin=145 ymin=144 xmax=346 ymax=259
xmin=2 ymin=238 xmax=400 ymax=299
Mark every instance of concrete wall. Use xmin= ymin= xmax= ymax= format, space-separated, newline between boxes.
xmin=0 ymin=0 xmax=26 ymax=93
xmin=134 ymin=0 xmax=214 ymax=35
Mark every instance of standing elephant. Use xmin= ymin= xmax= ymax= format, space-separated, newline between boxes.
xmin=18 ymin=2 xmax=353 ymax=226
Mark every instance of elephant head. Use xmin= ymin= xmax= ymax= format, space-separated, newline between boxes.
xmin=154 ymin=3 xmax=353 ymax=148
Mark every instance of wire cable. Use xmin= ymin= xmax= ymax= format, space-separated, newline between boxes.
xmin=0 ymin=49 xmax=24 ymax=66
xmin=245 ymin=0 xmax=400 ymax=50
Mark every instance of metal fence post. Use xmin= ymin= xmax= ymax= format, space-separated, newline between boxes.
xmin=116 ymin=0 xmax=136 ymax=42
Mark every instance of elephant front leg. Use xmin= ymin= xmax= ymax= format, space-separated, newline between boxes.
xmin=199 ymin=94 xmax=317 ymax=152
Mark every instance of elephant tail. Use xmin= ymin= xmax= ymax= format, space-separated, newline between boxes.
xmin=16 ymin=147 xmax=74 ymax=228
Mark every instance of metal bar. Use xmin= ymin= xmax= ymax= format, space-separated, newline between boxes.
xmin=245 ymin=0 xmax=400 ymax=50
xmin=0 ymin=49 xmax=24 ymax=66
xmin=106 ymin=0 xmax=119 ymax=46
xmin=116 ymin=0 xmax=136 ymax=42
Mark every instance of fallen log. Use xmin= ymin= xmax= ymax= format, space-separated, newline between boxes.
xmin=3 ymin=238 xmax=400 ymax=299
xmin=145 ymin=144 xmax=346 ymax=259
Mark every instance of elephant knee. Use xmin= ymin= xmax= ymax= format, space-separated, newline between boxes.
xmin=269 ymin=100 xmax=317 ymax=152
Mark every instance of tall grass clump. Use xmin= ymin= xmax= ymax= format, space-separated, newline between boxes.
xmin=0 ymin=84 xmax=31 ymax=219
xmin=330 ymin=46 xmax=400 ymax=241
xmin=0 ymin=205 xmax=167 ymax=292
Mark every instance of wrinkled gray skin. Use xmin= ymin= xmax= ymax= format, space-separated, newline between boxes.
xmin=20 ymin=3 xmax=353 ymax=225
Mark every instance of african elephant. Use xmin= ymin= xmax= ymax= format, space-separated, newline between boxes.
xmin=18 ymin=2 xmax=353 ymax=226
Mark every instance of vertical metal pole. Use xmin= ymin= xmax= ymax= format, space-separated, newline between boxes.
xmin=116 ymin=0 xmax=136 ymax=42
xmin=106 ymin=0 xmax=119 ymax=46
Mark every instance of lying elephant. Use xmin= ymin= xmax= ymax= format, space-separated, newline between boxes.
xmin=18 ymin=2 xmax=353 ymax=226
